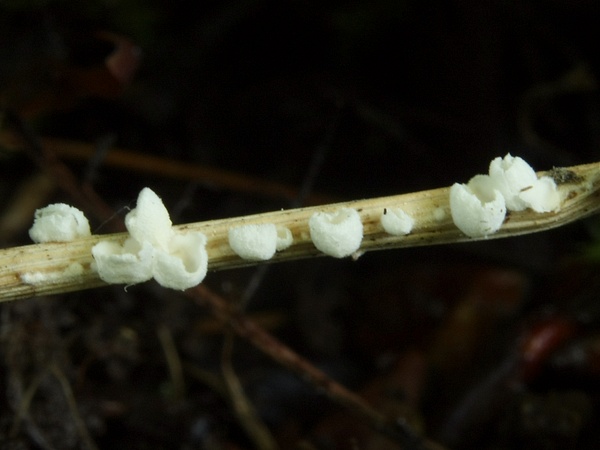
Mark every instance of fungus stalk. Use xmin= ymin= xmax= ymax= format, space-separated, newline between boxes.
xmin=1 ymin=161 xmax=600 ymax=301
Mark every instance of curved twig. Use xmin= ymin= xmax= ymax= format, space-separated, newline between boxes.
xmin=1 ymin=163 xmax=600 ymax=301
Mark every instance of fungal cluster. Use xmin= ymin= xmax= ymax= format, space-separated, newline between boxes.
xmin=228 ymin=223 xmax=293 ymax=260
xmin=25 ymin=185 xmax=418 ymax=290
xmin=20 ymin=204 xmax=92 ymax=286
xmin=26 ymin=155 xmax=556 ymax=292
xmin=29 ymin=203 xmax=91 ymax=243
xmin=450 ymin=154 xmax=561 ymax=237
xmin=92 ymin=188 xmax=208 ymax=290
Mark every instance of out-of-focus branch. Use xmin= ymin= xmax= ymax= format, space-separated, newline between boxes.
xmin=191 ymin=285 xmax=445 ymax=450
xmin=0 ymin=130 xmax=331 ymax=205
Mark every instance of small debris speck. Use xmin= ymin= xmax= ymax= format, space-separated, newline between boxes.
xmin=549 ymin=167 xmax=582 ymax=185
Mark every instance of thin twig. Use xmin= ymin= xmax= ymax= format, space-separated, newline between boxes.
xmin=0 ymin=172 xmax=56 ymax=241
xmin=4 ymin=113 xmax=120 ymax=230
xmin=0 ymin=114 xmax=449 ymax=447
xmin=157 ymin=324 xmax=186 ymax=402
xmin=48 ymin=363 xmax=99 ymax=450
xmin=1 ymin=162 xmax=600 ymax=301
xmin=183 ymin=362 xmax=228 ymax=397
xmin=221 ymin=332 xmax=279 ymax=450
xmin=190 ymin=284 xmax=444 ymax=450
xmin=9 ymin=371 xmax=47 ymax=438
xmin=0 ymin=130 xmax=331 ymax=205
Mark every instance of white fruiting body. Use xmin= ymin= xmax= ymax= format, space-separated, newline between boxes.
xmin=92 ymin=188 xmax=208 ymax=290
xmin=488 ymin=154 xmax=538 ymax=211
xmin=309 ymin=208 xmax=363 ymax=258
xmin=228 ymin=223 xmax=278 ymax=261
xmin=380 ymin=208 xmax=414 ymax=236
xmin=29 ymin=204 xmax=91 ymax=243
xmin=450 ymin=182 xmax=506 ymax=238
xmin=275 ymin=226 xmax=293 ymax=251
xmin=488 ymin=154 xmax=560 ymax=212
xmin=449 ymin=154 xmax=561 ymax=237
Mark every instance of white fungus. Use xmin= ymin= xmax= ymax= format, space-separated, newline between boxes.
xmin=309 ymin=208 xmax=363 ymax=258
xmin=153 ymin=233 xmax=208 ymax=290
xmin=433 ymin=207 xmax=447 ymax=222
xmin=519 ymin=176 xmax=561 ymax=213
xmin=92 ymin=239 xmax=154 ymax=285
xmin=92 ymin=188 xmax=208 ymax=290
xmin=228 ymin=223 xmax=278 ymax=260
xmin=449 ymin=154 xmax=561 ymax=238
xmin=124 ymin=187 xmax=173 ymax=249
xmin=275 ymin=226 xmax=293 ymax=251
xmin=380 ymin=208 xmax=414 ymax=235
xmin=487 ymin=154 xmax=560 ymax=212
xmin=21 ymin=263 xmax=84 ymax=285
xmin=488 ymin=154 xmax=538 ymax=211
xmin=449 ymin=182 xmax=506 ymax=238
xmin=29 ymin=204 xmax=91 ymax=243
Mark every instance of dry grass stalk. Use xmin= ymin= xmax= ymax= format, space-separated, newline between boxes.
xmin=1 ymin=162 xmax=600 ymax=302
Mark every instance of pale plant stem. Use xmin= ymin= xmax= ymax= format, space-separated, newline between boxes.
xmin=2 ymin=163 xmax=600 ymax=302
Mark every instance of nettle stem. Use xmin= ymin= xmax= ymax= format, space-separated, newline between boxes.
xmin=2 ymin=163 xmax=600 ymax=302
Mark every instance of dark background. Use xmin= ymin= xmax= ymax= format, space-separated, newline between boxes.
xmin=1 ymin=1 xmax=600 ymax=448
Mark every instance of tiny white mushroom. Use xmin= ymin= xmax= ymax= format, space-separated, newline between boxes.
xmin=433 ymin=207 xmax=447 ymax=222
xmin=275 ymin=226 xmax=293 ymax=251
xmin=488 ymin=154 xmax=538 ymax=211
xmin=519 ymin=176 xmax=560 ymax=213
xmin=449 ymin=182 xmax=506 ymax=238
xmin=91 ymin=187 xmax=211 ymax=289
xmin=153 ymin=232 xmax=208 ymax=290
xmin=309 ymin=208 xmax=363 ymax=258
xmin=29 ymin=204 xmax=91 ymax=243
xmin=487 ymin=154 xmax=561 ymax=212
xmin=125 ymin=187 xmax=173 ymax=250
xmin=380 ymin=208 xmax=414 ymax=236
xmin=228 ymin=223 xmax=278 ymax=260
xmin=92 ymin=238 xmax=154 ymax=285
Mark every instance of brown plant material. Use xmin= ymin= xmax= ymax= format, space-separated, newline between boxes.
xmin=0 ymin=130 xmax=331 ymax=205
xmin=221 ymin=332 xmax=279 ymax=450
xmin=190 ymin=284 xmax=446 ymax=450
xmin=1 ymin=160 xmax=600 ymax=302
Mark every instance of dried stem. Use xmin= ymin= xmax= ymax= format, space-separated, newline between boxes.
xmin=1 ymin=163 xmax=600 ymax=302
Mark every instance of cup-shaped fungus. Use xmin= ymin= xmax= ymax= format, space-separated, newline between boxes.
xmin=380 ymin=208 xmax=414 ymax=236
xmin=153 ymin=233 xmax=208 ymax=290
xmin=124 ymin=187 xmax=173 ymax=249
xmin=309 ymin=208 xmax=363 ymax=258
xmin=91 ymin=188 xmax=209 ymax=289
xmin=488 ymin=154 xmax=538 ymax=211
xmin=488 ymin=154 xmax=560 ymax=212
xmin=275 ymin=226 xmax=293 ymax=251
xmin=519 ymin=176 xmax=561 ymax=212
xmin=92 ymin=239 xmax=155 ymax=285
xmin=29 ymin=204 xmax=91 ymax=243
xmin=450 ymin=181 xmax=506 ymax=238
xmin=449 ymin=154 xmax=562 ymax=237
xmin=228 ymin=223 xmax=278 ymax=260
